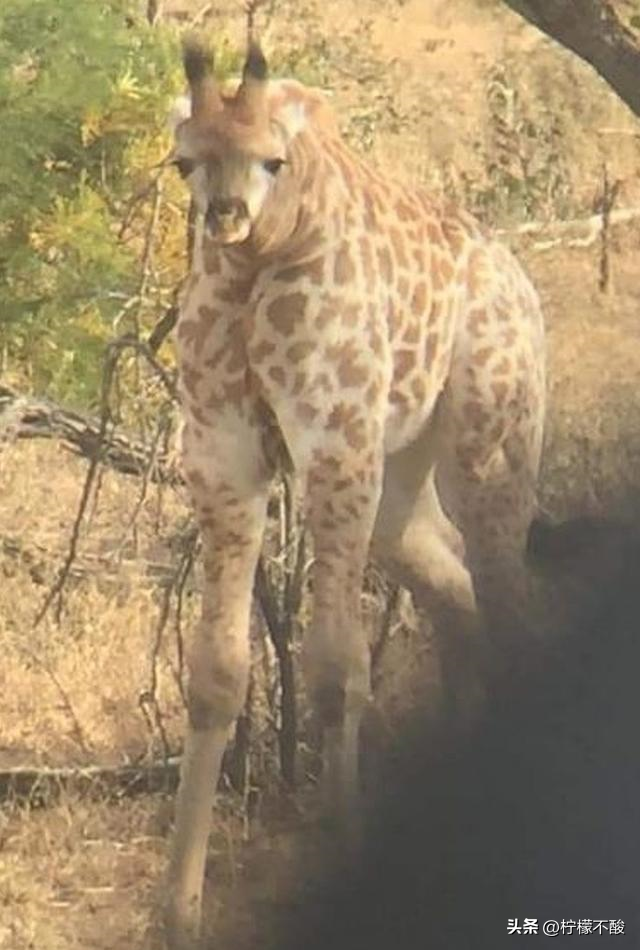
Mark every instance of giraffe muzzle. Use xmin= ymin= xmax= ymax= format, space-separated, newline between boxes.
xmin=205 ymin=197 xmax=250 ymax=244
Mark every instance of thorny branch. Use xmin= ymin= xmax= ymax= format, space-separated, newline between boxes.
xmin=32 ymin=344 xmax=118 ymax=627
xmin=114 ymin=406 xmax=173 ymax=560
xmin=31 ymin=334 xmax=177 ymax=627
xmin=139 ymin=526 xmax=198 ymax=764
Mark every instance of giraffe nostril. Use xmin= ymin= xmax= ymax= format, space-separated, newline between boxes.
xmin=209 ymin=197 xmax=248 ymax=219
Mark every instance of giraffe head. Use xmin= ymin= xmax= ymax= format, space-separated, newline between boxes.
xmin=170 ymin=38 xmax=308 ymax=247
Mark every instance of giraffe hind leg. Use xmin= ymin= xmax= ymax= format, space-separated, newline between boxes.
xmin=372 ymin=415 xmax=488 ymax=733
xmin=440 ymin=371 xmax=545 ymax=683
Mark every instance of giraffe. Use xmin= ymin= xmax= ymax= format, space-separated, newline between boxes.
xmin=165 ymin=35 xmax=545 ymax=950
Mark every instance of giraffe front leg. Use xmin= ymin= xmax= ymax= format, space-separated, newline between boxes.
xmin=165 ymin=475 xmax=268 ymax=950
xmin=302 ymin=450 xmax=382 ymax=832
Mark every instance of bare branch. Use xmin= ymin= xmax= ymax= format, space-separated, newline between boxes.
xmin=114 ymin=408 xmax=173 ymax=559
xmin=30 ymin=335 xmax=177 ymax=627
xmin=1 ymin=380 xmax=178 ymax=484
xmin=32 ymin=341 xmax=119 ymax=627
xmin=138 ymin=526 xmax=198 ymax=761
xmin=501 ymin=0 xmax=640 ymax=118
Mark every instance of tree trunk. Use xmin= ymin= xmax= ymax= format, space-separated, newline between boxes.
xmin=502 ymin=0 xmax=640 ymax=118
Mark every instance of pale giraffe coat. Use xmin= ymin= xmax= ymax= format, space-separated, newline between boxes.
xmin=165 ymin=39 xmax=545 ymax=950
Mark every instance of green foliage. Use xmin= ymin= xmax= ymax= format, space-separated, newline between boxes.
xmin=0 ymin=0 xmax=183 ymax=405
xmin=0 ymin=2 xmax=321 ymax=407
xmin=469 ymin=64 xmax=573 ymax=226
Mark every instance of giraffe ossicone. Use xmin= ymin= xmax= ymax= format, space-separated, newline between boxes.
xmin=165 ymin=34 xmax=545 ymax=950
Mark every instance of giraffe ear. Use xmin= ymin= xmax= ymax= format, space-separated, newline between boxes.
xmin=270 ymin=94 xmax=308 ymax=143
xmin=270 ymin=81 xmax=336 ymax=143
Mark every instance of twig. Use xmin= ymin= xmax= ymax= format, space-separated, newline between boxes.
xmin=117 ymin=172 xmax=164 ymax=242
xmin=139 ymin=181 xmax=163 ymax=305
xmin=371 ymin=582 xmax=400 ymax=694
xmin=147 ymin=289 xmax=181 ymax=354
xmin=147 ymin=186 xmax=196 ymax=356
xmin=18 ymin=644 xmax=91 ymax=756
xmin=140 ymin=541 xmax=192 ymax=764
xmin=32 ymin=341 xmax=120 ymax=627
xmin=31 ymin=335 xmax=177 ymax=627
xmin=131 ymin=181 xmax=164 ymax=444
xmin=598 ymin=162 xmax=621 ymax=293
xmin=597 ymin=127 xmax=640 ymax=138
xmin=0 ymin=385 xmax=176 ymax=481
xmin=139 ymin=579 xmax=174 ymax=766
xmin=110 ymin=334 xmax=177 ymax=399
xmin=139 ymin=525 xmax=199 ymax=761
xmin=114 ymin=407 xmax=172 ymax=560
xmin=188 ymin=3 xmax=213 ymax=28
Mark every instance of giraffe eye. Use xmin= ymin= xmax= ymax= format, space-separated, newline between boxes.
xmin=262 ymin=157 xmax=286 ymax=176
xmin=173 ymin=157 xmax=196 ymax=179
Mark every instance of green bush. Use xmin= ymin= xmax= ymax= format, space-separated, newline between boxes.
xmin=0 ymin=0 xmax=183 ymax=405
xmin=0 ymin=1 xmax=320 ymax=408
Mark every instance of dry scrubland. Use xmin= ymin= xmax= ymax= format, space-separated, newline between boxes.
xmin=3 ymin=0 xmax=640 ymax=947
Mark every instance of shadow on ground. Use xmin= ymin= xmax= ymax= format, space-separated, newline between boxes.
xmin=264 ymin=515 xmax=640 ymax=950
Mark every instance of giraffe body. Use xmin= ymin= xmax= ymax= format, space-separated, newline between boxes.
xmin=166 ymin=40 xmax=545 ymax=950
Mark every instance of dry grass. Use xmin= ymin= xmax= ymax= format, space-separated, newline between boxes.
xmin=0 ymin=795 xmax=166 ymax=950
xmin=0 ymin=441 xmax=189 ymax=768
xmin=4 ymin=0 xmax=640 ymax=947
xmin=528 ymin=235 xmax=640 ymax=521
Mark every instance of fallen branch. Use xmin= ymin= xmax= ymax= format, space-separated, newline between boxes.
xmin=0 ymin=759 xmax=180 ymax=806
xmin=0 ymin=749 xmax=257 ymax=808
xmin=0 ymin=384 xmax=180 ymax=485
xmin=499 ymin=205 xmax=640 ymax=251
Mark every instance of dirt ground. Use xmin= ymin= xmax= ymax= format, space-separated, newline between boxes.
xmin=3 ymin=1 xmax=640 ymax=948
